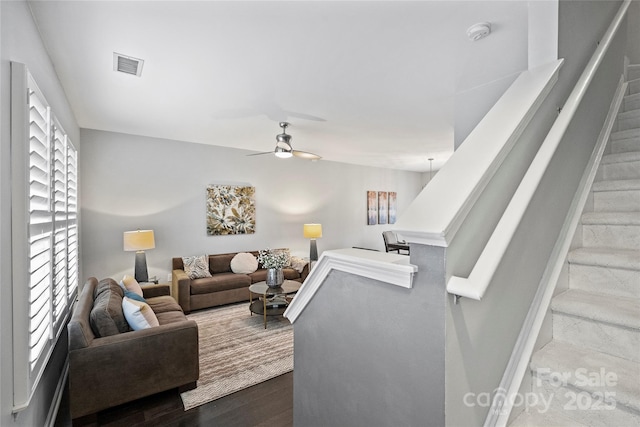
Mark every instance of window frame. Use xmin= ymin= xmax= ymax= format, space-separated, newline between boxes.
xmin=11 ymin=61 xmax=79 ymax=413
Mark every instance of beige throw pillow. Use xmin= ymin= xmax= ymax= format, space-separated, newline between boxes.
xmin=230 ymin=252 xmax=259 ymax=274
xmin=290 ymin=256 xmax=308 ymax=273
xmin=120 ymin=275 xmax=143 ymax=297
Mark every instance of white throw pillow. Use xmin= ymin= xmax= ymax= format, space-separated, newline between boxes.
xmin=230 ymin=252 xmax=259 ymax=274
xmin=122 ymin=297 xmax=159 ymax=330
xmin=182 ymin=255 xmax=212 ymax=279
xmin=290 ymin=256 xmax=308 ymax=273
xmin=120 ymin=275 xmax=143 ymax=297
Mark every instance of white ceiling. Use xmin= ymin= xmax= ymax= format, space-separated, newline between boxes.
xmin=28 ymin=1 xmax=529 ymax=172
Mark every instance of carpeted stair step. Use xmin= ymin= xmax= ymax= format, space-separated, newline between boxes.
xmin=617 ymin=109 xmax=640 ymax=132
xmin=529 ymin=341 xmax=640 ymax=427
xmin=581 ymin=212 xmax=640 ymax=250
xmin=612 ymin=137 xmax=640 ymax=154
xmin=592 ymin=179 xmax=640 ymax=212
xmin=629 ymin=65 xmax=640 ymax=82
xmin=551 ymin=289 xmax=640 ymax=362
xmin=510 ymin=407 xmax=589 ymax=426
xmin=612 ymin=128 xmax=640 ymax=142
xmin=625 ymin=93 xmax=640 ymax=112
xmin=601 ymin=151 xmax=640 ymax=180
xmin=568 ymin=247 xmax=640 ymax=299
xmin=629 ymin=78 xmax=640 ymax=96
xmin=611 ymin=128 xmax=640 ymax=154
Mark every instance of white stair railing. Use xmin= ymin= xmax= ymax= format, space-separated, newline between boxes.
xmin=446 ymin=0 xmax=631 ymax=301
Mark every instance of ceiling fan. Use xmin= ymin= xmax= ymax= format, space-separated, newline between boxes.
xmin=248 ymin=122 xmax=321 ymax=160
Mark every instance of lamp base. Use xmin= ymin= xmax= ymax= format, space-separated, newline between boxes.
xmin=309 ymin=239 xmax=318 ymax=262
xmin=134 ymin=251 xmax=149 ymax=283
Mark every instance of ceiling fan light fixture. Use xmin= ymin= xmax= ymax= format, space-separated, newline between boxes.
xmin=274 ymin=146 xmax=293 ymax=158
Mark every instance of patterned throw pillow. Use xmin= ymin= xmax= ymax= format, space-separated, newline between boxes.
xmin=182 ymin=255 xmax=212 ymax=279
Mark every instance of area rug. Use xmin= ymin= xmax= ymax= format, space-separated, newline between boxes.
xmin=180 ymin=302 xmax=293 ymax=410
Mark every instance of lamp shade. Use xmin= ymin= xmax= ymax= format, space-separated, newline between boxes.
xmin=123 ymin=230 xmax=155 ymax=251
xmin=303 ymin=224 xmax=322 ymax=239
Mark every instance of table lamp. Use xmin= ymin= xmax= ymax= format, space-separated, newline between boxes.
xmin=123 ymin=229 xmax=155 ymax=282
xmin=303 ymin=223 xmax=322 ymax=262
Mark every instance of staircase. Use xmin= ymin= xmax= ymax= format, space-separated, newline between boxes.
xmin=512 ymin=66 xmax=640 ymax=426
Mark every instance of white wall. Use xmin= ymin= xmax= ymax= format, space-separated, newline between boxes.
xmin=454 ymin=73 xmax=519 ymax=150
xmin=0 ymin=1 xmax=80 ymax=425
xmin=528 ymin=0 xmax=559 ymax=69
xmin=80 ymin=129 xmax=422 ymax=283
xmin=628 ymin=0 xmax=640 ymax=64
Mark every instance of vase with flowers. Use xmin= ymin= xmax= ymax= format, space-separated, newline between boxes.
xmin=258 ymin=248 xmax=289 ymax=288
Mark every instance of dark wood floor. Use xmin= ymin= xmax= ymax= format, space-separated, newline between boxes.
xmin=55 ymin=372 xmax=293 ymax=427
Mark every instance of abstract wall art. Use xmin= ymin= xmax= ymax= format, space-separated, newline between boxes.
xmin=388 ymin=191 xmax=397 ymax=224
xmin=367 ymin=191 xmax=378 ymax=225
xmin=378 ymin=191 xmax=388 ymax=225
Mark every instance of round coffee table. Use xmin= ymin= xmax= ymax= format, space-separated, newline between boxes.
xmin=249 ymin=280 xmax=301 ymax=329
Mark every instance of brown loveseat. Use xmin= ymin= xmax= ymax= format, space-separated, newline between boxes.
xmin=172 ymin=250 xmax=309 ymax=313
xmin=67 ymin=277 xmax=199 ymax=422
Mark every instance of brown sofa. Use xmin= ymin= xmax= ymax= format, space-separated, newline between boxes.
xmin=67 ymin=277 xmax=199 ymax=422
xmin=172 ymin=250 xmax=309 ymax=313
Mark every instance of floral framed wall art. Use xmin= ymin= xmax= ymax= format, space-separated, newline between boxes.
xmin=206 ymin=185 xmax=255 ymax=235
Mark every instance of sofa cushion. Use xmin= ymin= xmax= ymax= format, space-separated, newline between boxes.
xmin=147 ymin=295 xmax=183 ymax=314
xmin=248 ymin=269 xmax=267 ymax=283
xmin=283 ymin=267 xmax=301 ymax=280
xmin=183 ymin=255 xmax=213 ymax=279
xmin=209 ymin=253 xmax=235 ymax=274
xmin=120 ymin=275 xmax=143 ymax=297
xmin=90 ymin=279 xmax=130 ymax=337
xmin=190 ymin=273 xmax=251 ymax=295
xmin=155 ymin=310 xmax=188 ymax=325
xmin=122 ymin=297 xmax=159 ymax=330
xmin=230 ymin=252 xmax=258 ymax=274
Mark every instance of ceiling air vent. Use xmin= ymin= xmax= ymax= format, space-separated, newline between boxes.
xmin=113 ymin=52 xmax=144 ymax=77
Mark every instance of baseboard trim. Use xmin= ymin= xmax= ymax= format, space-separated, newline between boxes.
xmin=45 ymin=357 xmax=69 ymax=427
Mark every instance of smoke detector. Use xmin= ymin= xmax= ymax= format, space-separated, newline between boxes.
xmin=113 ymin=52 xmax=144 ymax=77
xmin=467 ymin=22 xmax=492 ymax=41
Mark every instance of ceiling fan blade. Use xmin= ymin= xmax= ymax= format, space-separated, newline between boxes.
xmin=246 ymin=151 xmax=273 ymax=157
xmin=212 ymin=107 xmax=260 ymax=120
xmin=286 ymin=111 xmax=327 ymax=122
xmin=292 ymin=150 xmax=321 ymax=160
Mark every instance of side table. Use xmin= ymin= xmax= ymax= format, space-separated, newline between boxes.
xmin=249 ymin=280 xmax=301 ymax=328
xmin=140 ymin=283 xmax=172 ymax=299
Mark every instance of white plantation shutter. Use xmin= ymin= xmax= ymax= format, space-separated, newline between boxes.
xmin=52 ymin=122 xmax=68 ymax=325
xmin=28 ymin=87 xmax=53 ymax=373
xmin=67 ymin=143 xmax=79 ymax=299
xmin=11 ymin=62 xmax=79 ymax=412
